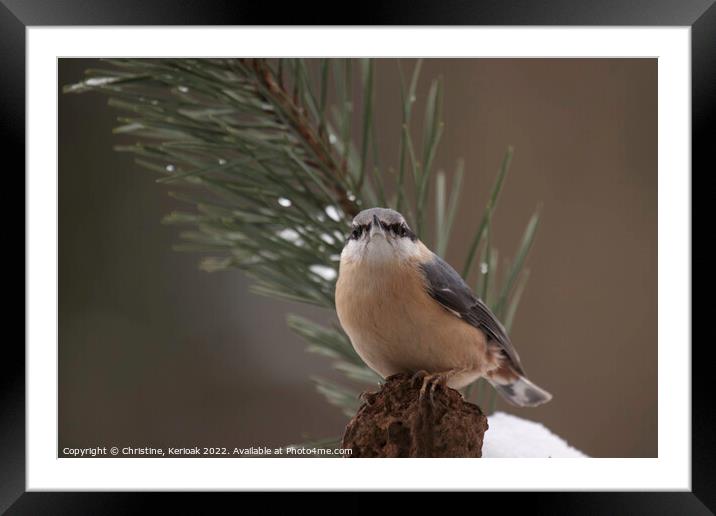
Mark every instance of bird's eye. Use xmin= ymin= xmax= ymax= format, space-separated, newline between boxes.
xmin=350 ymin=226 xmax=363 ymax=239
xmin=392 ymin=223 xmax=406 ymax=237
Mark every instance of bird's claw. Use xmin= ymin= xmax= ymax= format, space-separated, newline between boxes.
xmin=410 ymin=370 xmax=429 ymax=388
xmin=429 ymin=377 xmax=444 ymax=406
xmin=418 ymin=373 xmax=447 ymax=407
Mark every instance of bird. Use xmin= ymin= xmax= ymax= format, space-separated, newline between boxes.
xmin=335 ymin=207 xmax=552 ymax=407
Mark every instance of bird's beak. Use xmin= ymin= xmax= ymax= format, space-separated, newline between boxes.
xmin=370 ymin=214 xmax=386 ymax=238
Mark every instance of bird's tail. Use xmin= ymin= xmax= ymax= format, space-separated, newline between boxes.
xmin=488 ymin=374 xmax=553 ymax=407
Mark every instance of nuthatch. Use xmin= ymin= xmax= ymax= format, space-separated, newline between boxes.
xmin=335 ymin=207 xmax=552 ymax=407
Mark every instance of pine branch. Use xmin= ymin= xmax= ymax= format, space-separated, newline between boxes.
xmin=243 ymin=59 xmax=359 ymax=218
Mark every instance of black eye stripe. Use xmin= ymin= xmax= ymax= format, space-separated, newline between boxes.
xmin=348 ymin=220 xmax=416 ymax=241
xmin=350 ymin=225 xmax=363 ymax=239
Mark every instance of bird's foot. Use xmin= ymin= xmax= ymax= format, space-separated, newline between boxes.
xmin=410 ymin=370 xmax=429 ymax=388
xmin=429 ymin=376 xmax=448 ymax=406
xmin=418 ymin=373 xmax=448 ymax=406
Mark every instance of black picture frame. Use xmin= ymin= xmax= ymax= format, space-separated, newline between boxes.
xmin=5 ymin=0 xmax=711 ymax=512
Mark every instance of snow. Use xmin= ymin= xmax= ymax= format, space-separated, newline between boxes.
xmin=325 ymin=205 xmax=342 ymax=222
xmin=481 ymin=412 xmax=586 ymax=458
xmin=276 ymin=228 xmax=304 ymax=246
xmin=309 ymin=264 xmax=337 ymax=281
xmin=85 ymin=77 xmax=118 ymax=86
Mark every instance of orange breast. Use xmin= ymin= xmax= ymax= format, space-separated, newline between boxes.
xmin=335 ymin=258 xmax=493 ymax=385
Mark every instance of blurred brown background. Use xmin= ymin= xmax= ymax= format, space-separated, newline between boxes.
xmin=59 ymin=58 xmax=656 ymax=458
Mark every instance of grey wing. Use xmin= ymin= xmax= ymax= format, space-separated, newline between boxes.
xmin=419 ymin=253 xmax=525 ymax=375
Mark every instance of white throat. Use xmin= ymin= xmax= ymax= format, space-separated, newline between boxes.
xmin=341 ymin=235 xmax=420 ymax=265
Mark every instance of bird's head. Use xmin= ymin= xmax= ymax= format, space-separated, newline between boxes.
xmin=340 ymin=207 xmax=421 ymax=264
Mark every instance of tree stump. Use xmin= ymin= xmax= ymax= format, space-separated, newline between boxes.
xmin=341 ymin=372 xmax=488 ymax=457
